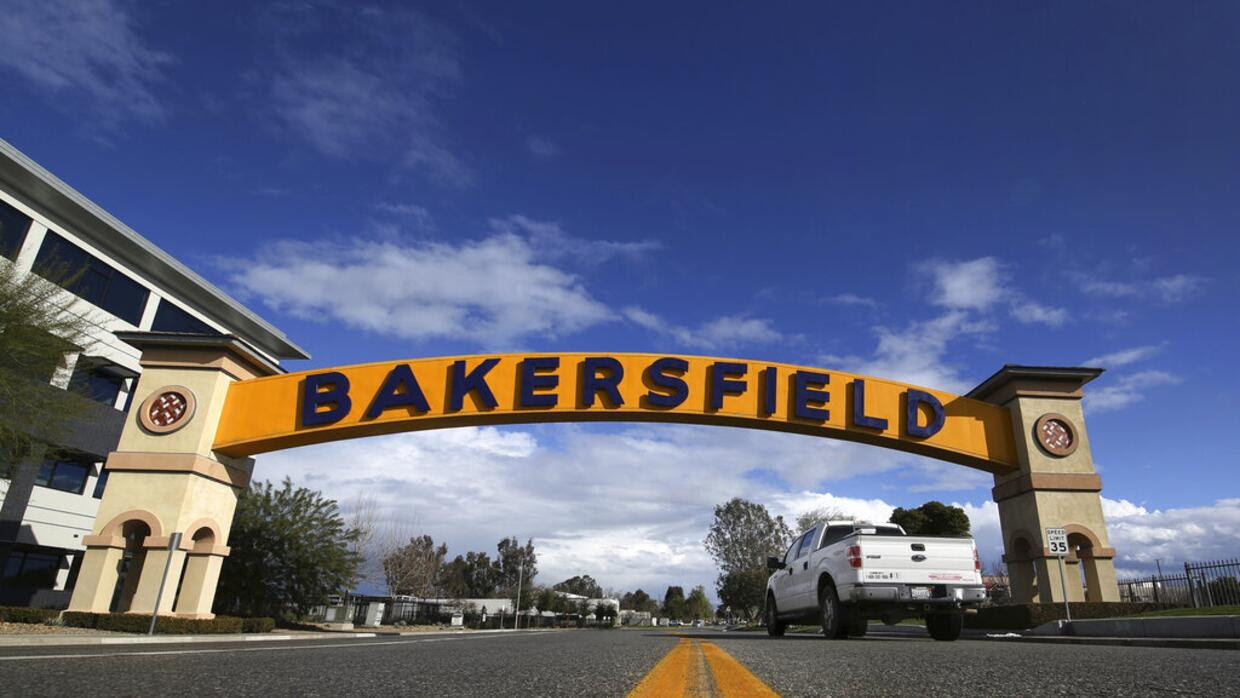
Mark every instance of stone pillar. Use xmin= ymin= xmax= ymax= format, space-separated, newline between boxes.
xmin=174 ymin=547 xmax=229 ymax=618
xmin=128 ymin=547 xmax=187 ymax=614
xmin=968 ymin=365 xmax=1120 ymax=604
xmin=67 ymin=333 xmax=281 ymax=617
xmin=65 ymin=545 xmax=124 ymax=613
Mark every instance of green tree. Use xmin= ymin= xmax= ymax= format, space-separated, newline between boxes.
xmin=716 ymin=568 xmax=767 ymax=620
xmin=383 ymin=534 xmax=447 ymax=597
xmin=795 ymin=506 xmax=856 ymax=533
xmin=621 ymin=588 xmax=658 ymax=613
xmin=889 ymin=501 xmax=971 ymax=536
xmin=684 ymin=585 xmax=714 ymax=620
xmin=662 ymin=585 xmax=686 ymax=620
xmin=0 ymin=262 xmax=90 ymax=468
xmin=214 ymin=478 xmax=363 ymax=620
xmin=704 ymin=498 xmax=794 ymax=576
xmin=0 ymin=263 xmax=92 ymax=571
xmin=535 ymin=586 xmax=564 ymax=614
xmin=496 ymin=536 xmax=537 ymax=610
xmin=553 ymin=574 xmax=603 ymax=598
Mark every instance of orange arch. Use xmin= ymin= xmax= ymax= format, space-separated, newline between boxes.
xmin=98 ymin=509 xmax=163 ymax=540
xmin=213 ymin=353 xmax=1020 ymax=474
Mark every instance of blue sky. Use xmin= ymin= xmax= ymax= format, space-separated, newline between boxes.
xmin=2 ymin=2 xmax=1237 ymax=598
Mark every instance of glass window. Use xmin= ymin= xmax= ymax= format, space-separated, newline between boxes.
xmin=92 ymin=468 xmax=109 ymax=499
xmin=150 ymin=300 xmax=218 ymax=334
xmin=34 ymin=458 xmax=91 ymax=494
xmin=0 ymin=198 xmax=32 ymax=260
xmin=33 ymin=231 xmax=149 ymax=325
xmin=783 ymin=538 xmax=800 ymax=566
xmin=0 ymin=550 xmax=64 ymax=590
xmin=69 ymin=365 xmax=124 ymax=407
xmin=819 ymin=525 xmax=852 ymax=549
xmin=794 ymin=530 xmax=816 ymax=559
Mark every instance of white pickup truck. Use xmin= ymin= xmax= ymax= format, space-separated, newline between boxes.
xmin=764 ymin=520 xmax=986 ymax=641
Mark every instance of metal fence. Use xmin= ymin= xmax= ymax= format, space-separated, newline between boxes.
xmin=1118 ymin=559 xmax=1240 ymax=608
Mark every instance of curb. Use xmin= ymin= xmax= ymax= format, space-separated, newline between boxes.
xmin=0 ymin=631 xmax=384 ymax=647
xmin=863 ymin=629 xmax=1240 ymax=651
xmin=0 ymin=627 xmax=552 ymax=648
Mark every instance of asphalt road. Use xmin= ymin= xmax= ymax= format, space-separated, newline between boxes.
xmin=1 ymin=628 xmax=1236 ymax=697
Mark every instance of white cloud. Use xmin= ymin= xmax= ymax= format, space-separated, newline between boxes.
xmin=1083 ymin=370 xmax=1182 ymax=413
xmin=1010 ymin=301 xmax=1068 ymax=327
xmin=527 ymin=136 xmax=562 ymax=158
xmin=623 ymin=307 xmax=783 ymax=351
xmin=1079 ymin=273 xmax=1207 ymax=305
xmin=374 ymin=202 xmax=435 ymax=230
xmin=1102 ymin=497 xmax=1240 ymax=575
xmin=822 ymin=293 xmax=880 ymax=308
xmin=825 ymin=311 xmax=988 ymax=393
xmin=264 ymin=6 xmax=470 ymax=186
xmin=1084 ymin=344 xmax=1165 ymax=368
xmin=254 ymin=423 xmax=921 ymax=598
xmin=489 ymin=215 xmax=661 ymax=264
xmin=227 ymin=228 xmax=612 ymax=345
xmin=0 ymin=0 xmax=171 ymax=131
xmin=922 ymin=257 xmax=1005 ymax=311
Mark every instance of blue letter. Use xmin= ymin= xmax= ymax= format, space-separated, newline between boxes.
xmin=709 ymin=361 xmax=748 ymax=410
xmin=582 ymin=357 xmax=624 ymax=407
xmin=448 ymin=358 xmax=500 ymax=411
xmin=644 ymin=357 xmax=688 ymax=408
xmin=518 ymin=357 xmax=560 ymax=407
xmin=794 ymin=371 xmax=830 ymax=421
xmin=851 ymin=379 xmax=888 ymax=430
xmin=905 ymin=389 xmax=945 ymax=438
xmin=364 ymin=364 xmax=429 ymax=419
xmin=302 ymin=372 xmax=351 ymax=427
xmin=761 ymin=366 xmax=777 ymax=416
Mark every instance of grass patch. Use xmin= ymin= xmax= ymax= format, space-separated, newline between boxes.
xmin=1123 ymin=605 xmax=1240 ymax=618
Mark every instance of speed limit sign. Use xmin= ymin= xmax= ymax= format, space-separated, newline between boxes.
xmin=1046 ymin=528 xmax=1069 ymax=556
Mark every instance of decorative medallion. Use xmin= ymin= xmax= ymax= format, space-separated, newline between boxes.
xmin=138 ymin=386 xmax=197 ymax=434
xmin=1034 ymin=412 xmax=1078 ymax=457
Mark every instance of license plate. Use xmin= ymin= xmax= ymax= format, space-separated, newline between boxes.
xmin=911 ymin=587 xmax=931 ymax=600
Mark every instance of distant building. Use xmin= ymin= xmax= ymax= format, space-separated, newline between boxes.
xmin=0 ymin=138 xmax=304 ymax=608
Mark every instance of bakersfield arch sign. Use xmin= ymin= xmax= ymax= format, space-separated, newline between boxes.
xmin=68 ymin=333 xmax=1121 ymax=619
xmin=214 ymin=353 xmax=1019 ymax=473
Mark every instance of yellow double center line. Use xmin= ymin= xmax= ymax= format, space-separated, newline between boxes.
xmin=628 ymin=637 xmax=779 ymax=697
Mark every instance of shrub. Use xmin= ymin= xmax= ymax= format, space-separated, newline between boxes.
xmin=241 ymin=617 xmax=276 ymax=633
xmin=0 ymin=606 xmax=60 ymax=624
xmin=59 ymin=612 xmax=247 ymax=634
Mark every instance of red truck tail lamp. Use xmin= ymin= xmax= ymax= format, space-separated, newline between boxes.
xmin=847 ymin=545 xmax=863 ymax=568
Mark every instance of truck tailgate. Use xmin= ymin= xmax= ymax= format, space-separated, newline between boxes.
xmin=857 ymin=536 xmax=979 ymax=585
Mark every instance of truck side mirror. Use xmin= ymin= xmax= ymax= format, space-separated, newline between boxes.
xmin=767 ymin=556 xmax=785 ymax=570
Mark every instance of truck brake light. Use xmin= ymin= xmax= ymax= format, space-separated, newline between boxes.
xmin=973 ymin=547 xmax=981 ymax=572
xmin=847 ymin=545 xmax=862 ymax=569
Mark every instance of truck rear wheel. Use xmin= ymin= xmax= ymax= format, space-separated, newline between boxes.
xmin=818 ymin=584 xmax=848 ymax=639
xmin=926 ymin=613 xmax=963 ymax=641
xmin=765 ymin=597 xmax=786 ymax=637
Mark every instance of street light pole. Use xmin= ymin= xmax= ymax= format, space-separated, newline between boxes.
xmin=514 ymin=560 xmax=524 ymax=630
xmin=148 ymin=531 xmax=182 ymax=635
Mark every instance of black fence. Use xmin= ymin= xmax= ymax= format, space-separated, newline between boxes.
xmin=1118 ymin=559 xmax=1240 ymax=608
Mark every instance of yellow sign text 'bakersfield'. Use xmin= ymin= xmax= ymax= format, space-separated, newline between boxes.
xmin=212 ymin=353 xmax=1018 ymax=474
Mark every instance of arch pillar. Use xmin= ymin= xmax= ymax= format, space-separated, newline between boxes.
xmin=969 ymin=365 xmax=1120 ymax=603
xmin=67 ymin=333 xmax=281 ymax=618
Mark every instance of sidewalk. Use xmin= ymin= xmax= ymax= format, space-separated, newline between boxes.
xmin=0 ymin=626 xmax=542 ymax=648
